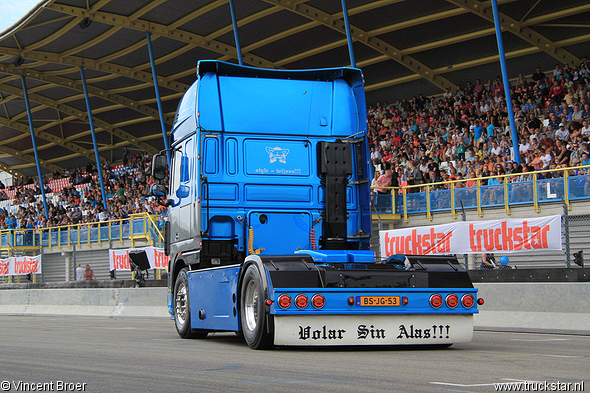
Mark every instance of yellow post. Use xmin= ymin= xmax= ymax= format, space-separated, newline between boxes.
xmin=87 ymin=223 xmax=91 ymax=248
xmin=425 ymin=185 xmax=432 ymax=221
xmin=533 ymin=172 xmax=540 ymax=213
xmin=476 ymin=180 xmax=483 ymax=217
xmin=450 ymin=181 xmax=456 ymax=219
xmin=504 ymin=179 xmax=511 ymax=215
xmin=58 ymin=226 xmax=62 ymax=250
xmin=402 ymin=188 xmax=408 ymax=223
xmin=119 ymin=217 xmax=124 ymax=245
xmin=564 ymin=169 xmax=571 ymax=210
xmin=97 ymin=221 xmax=102 ymax=247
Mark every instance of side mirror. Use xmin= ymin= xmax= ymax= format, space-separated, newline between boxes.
xmin=176 ymin=184 xmax=190 ymax=199
xmin=149 ymin=184 xmax=167 ymax=197
xmin=152 ymin=154 xmax=168 ymax=180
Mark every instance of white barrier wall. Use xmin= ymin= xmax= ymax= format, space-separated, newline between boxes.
xmin=0 ymin=287 xmax=169 ymax=318
xmin=0 ymin=283 xmax=588 ymax=335
xmin=474 ymin=283 xmax=590 ymax=335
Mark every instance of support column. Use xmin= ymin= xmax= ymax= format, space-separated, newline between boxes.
xmin=63 ymin=251 xmax=72 ymax=281
xmin=341 ymin=0 xmax=356 ymax=68
xmin=491 ymin=0 xmax=521 ymax=165
xmin=79 ymin=67 xmax=109 ymax=214
xmin=20 ymin=77 xmax=49 ymax=220
xmin=229 ymin=0 xmax=243 ymax=65
xmin=146 ymin=32 xmax=171 ymax=166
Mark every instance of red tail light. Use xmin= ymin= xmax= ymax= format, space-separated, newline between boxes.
xmin=446 ymin=294 xmax=459 ymax=308
xmin=477 ymin=298 xmax=485 ymax=305
xmin=295 ymin=294 xmax=309 ymax=309
xmin=277 ymin=294 xmax=291 ymax=309
xmin=461 ymin=294 xmax=475 ymax=308
xmin=429 ymin=294 xmax=443 ymax=308
xmin=311 ymin=294 xmax=325 ymax=309
xmin=402 ymin=296 xmax=409 ymax=306
xmin=348 ymin=296 xmax=355 ymax=306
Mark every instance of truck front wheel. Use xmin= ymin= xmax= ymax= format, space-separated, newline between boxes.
xmin=240 ymin=265 xmax=274 ymax=349
xmin=174 ymin=268 xmax=208 ymax=339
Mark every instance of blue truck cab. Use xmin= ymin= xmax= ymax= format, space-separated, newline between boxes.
xmin=152 ymin=60 xmax=479 ymax=349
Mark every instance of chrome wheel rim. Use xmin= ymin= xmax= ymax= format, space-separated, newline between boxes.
xmin=244 ymin=280 xmax=259 ymax=332
xmin=175 ymin=282 xmax=188 ymax=325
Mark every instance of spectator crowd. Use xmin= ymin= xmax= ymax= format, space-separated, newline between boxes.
xmin=3 ymin=60 xmax=590 ymax=231
xmin=369 ymin=59 xmax=590 ymax=198
xmin=0 ymin=148 xmax=167 ymax=231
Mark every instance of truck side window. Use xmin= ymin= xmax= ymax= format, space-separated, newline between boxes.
xmin=170 ymin=146 xmax=184 ymax=196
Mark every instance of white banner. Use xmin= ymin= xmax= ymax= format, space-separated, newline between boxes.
xmin=379 ymin=215 xmax=562 ymax=257
xmin=109 ymin=247 xmax=169 ymax=271
xmin=0 ymin=255 xmax=42 ymax=276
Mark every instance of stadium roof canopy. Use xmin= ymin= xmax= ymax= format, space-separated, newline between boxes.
xmin=0 ymin=0 xmax=589 ymax=178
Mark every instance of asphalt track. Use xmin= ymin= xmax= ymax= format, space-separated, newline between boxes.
xmin=0 ymin=316 xmax=587 ymax=393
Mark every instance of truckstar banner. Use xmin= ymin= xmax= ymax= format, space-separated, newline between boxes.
xmin=0 ymin=255 xmax=42 ymax=276
xmin=109 ymin=247 xmax=169 ymax=271
xmin=379 ymin=215 xmax=562 ymax=257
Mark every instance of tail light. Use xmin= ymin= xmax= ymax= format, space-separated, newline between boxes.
xmin=295 ymin=294 xmax=309 ymax=309
xmin=348 ymin=296 xmax=355 ymax=306
xmin=311 ymin=294 xmax=325 ymax=309
xmin=277 ymin=294 xmax=292 ymax=309
xmin=429 ymin=294 xmax=443 ymax=308
xmin=402 ymin=296 xmax=409 ymax=306
xmin=477 ymin=298 xmax=485 ymax=305
xmin=446 ymin=294 xmax=459 ymax=308
xmin=461 ymin=294 xmax=475 ymax=308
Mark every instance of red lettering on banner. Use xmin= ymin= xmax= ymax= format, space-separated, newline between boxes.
xmin=14 ymin=258 xmax=39 ymax=274
xmin=113 ymin=252 xmax=130 ymax=270
xmin=382 ymin=217 xmax=558 ymax=257
xmin=385 ymin=229 xmax=451 ymax=256
xmin=385 ymin=232 xmax=391 ymax=256
xmin=469 ymin=224 xmax=480 ymax=252
xmin=501 ymin=222 xmax=513 ymax=251
xmin=412 ymin=230 xmax=422 ymax=255
xmin=154 ymin=250 xmax=168 ymax=268
xmin=483 ymin=229 xmax=494 ymax=251
xmin=514 ymin=227 xmax=523 ymax=250
xmin=423 ymin=233 xmax=431 ymax=251
xmin=468 ymin=222 xmax=552 ymax=253
xmin=0 ymin=261 xmax=9 ymax=275
xmin=494 ymin=228 xmax=502 ymax=251
xmin=395 ymin=236 xmax=404 ymax=254
xmin=530 ymin=226 xmax=543 ymax=249
xmin=542 ymin=225 xmax=549 ymax=248
xmin=523 ymin=221 xmax=531 ymax=249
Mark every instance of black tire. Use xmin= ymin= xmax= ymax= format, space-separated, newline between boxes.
xmin=173 ymin=268 xmax=208 ymax=339
xmin=240 ymin=265 xmax=274 ymax=349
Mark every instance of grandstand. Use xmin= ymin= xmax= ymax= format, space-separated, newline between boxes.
xmin=0 ymin=0 xmax=589 ymax=282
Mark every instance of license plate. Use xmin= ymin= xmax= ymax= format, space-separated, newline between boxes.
xmin=357 ymin=296 xmax=400 ymax=306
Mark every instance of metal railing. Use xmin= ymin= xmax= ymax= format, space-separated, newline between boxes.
xmin=0 ymin=213 xmax=164 ymax=253
xmin=371 ymin=165 xmax=590 ymax=222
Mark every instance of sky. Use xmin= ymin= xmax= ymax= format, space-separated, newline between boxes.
xmin=0 ymin=1 xmax=43 ymax=33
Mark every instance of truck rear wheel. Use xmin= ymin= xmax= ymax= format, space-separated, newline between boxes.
xmin=240 ymin=265 xmax=274 ymax=349
xmin=174 ymin=268 xmax=208 ymax=339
